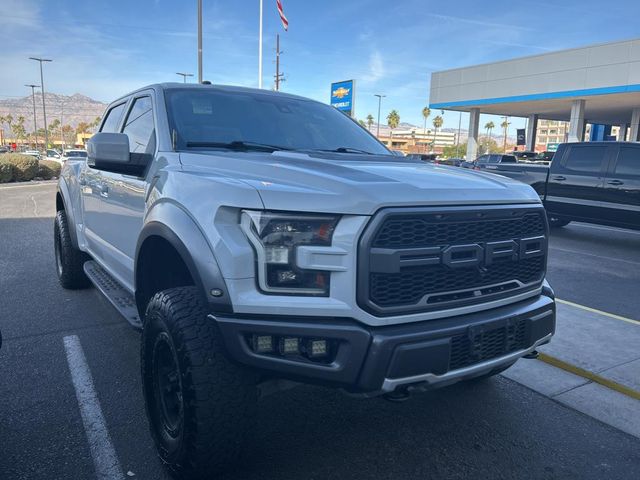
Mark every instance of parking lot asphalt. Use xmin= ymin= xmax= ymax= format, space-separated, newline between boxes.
xmin=1 ymin=182 xmax=639 ymax=480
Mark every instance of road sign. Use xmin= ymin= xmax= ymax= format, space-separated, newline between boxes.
xmin=330 ymin=80 xmax=355 ymax=116
xmin=516 ymin=129 xmax=525 ymax=145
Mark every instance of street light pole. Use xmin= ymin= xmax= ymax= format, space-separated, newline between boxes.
xmin=176 ymin=72 xmax=194 ymax=83
xmin=258 ymin=0 xmax=263 ymax=88
xmin=25 ymin=84 xmax=40 ymax=150
xmin=197 ymin=0 xmax=203 ymax=83
xmin=29 ymin=57 xmax=52 ymax=148
xmin=374 ymin=94 xmax=385 ymax=138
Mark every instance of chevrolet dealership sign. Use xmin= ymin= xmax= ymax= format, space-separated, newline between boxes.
xmin=330 ymin=80 xmax=355 ymax=116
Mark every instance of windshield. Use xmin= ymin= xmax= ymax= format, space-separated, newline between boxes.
xmin=165 ymin=88 xmax=390 ymax=155
xmin=65 ymin=150 xmax=87 ymax=157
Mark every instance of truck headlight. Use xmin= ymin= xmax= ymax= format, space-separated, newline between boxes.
xmin=241 ymin=210 xmax=339 ymax=295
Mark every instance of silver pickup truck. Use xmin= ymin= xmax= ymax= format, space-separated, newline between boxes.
xmin=55 ymin=83 xmax=555 ymax=479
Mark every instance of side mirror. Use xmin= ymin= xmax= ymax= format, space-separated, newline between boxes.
xmin=87 ymin=132 xmax=147 ymax=175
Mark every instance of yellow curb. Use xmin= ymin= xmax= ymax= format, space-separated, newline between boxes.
xmin=538 ymin=353 xmax=640 ymax=402
xmin=556 ymin=298 xmax=640 ymax=326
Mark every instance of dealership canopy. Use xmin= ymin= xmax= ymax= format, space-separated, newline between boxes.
xmin=429 ymin=38 xmax=640 ymax=159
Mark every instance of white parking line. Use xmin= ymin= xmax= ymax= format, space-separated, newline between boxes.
xmin=63 ymin=335 xmax=124 ymax=480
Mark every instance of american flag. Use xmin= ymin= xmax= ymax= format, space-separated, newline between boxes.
xmin=276 ymin=0 xmax=288 ymax=31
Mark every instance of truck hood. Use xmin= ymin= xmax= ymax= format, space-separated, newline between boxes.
xmin=179 ymin=150 xmax=540 ymax=215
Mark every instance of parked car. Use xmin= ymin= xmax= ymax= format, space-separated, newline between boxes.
xmin=20 ymin=150 xmax=41 ymax=160
xmin=55 ymin=83 xmax=555 ymax=478
xmin=513 ymin=151 xmax=537 ymax=161
xmin=405 ymin=153 xmax=438 ymax=162
xmin=489 ymin=142 xmax=640 ymax=230
xmin=46 ymin=149 xmax=63 ymax=162
xmin=61 ymin=149 xmax=88 ymax=161
xmin=438 ymin=157 xmax=464 ymax=167
xmin=471 ymin=153 xmax=518 ymax=170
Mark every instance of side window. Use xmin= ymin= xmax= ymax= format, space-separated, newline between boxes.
xmin=100 ymin=103 xmax=126 ymax=133
xmin=613 ymin=147 xmax=640 ymax=177
xmin=122 ymin=96 xmax=155 ymax=154
xmin=477 ymin=155 xmax=488 ymax=164
xmin=563 ymin=146 xmax=607 ymax=174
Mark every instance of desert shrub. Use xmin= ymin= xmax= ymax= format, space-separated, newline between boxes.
xmin=38 ymin=159 xmax=62 ymax=180
xmin=1 ymin=154 xmax=39 ymax=181
xmin=0 ymin=162 xmax=14 ymax=183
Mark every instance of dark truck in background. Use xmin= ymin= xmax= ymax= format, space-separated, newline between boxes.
xmin=491 ymin=142 xmax=640 ymax=230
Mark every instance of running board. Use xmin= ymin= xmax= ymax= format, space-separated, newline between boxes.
xmin=83 ymin=260 xmax=142 ymax=329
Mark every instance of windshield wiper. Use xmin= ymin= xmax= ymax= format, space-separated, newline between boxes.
xmin=312 ymin=147 xmax=374 ymax=155
xmin=185 ymin=140 xmax=293 ymax=152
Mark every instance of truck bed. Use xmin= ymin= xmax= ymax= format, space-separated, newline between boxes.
xmin=488 ymin=163 xmax=550 ymax=197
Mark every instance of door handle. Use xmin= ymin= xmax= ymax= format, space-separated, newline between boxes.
xmin=607 ymin=180 xmax=624 ymax=186
xmin=99 ymin=184 xmax=109 ymax=197
xmin=552 ymin=175 xmax=566 ymax=181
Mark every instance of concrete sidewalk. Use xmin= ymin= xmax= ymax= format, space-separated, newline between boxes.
xmin=503 ymin=300 xmax=640 ymax=438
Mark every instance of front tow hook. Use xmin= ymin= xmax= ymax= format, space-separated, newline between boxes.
xmin=523 ymin=350 xmax=539 ymax=359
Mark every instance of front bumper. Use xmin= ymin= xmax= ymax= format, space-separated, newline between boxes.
xmin=214 ymin=293 xmax=555 ymax=395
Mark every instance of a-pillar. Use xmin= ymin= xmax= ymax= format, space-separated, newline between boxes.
xmin=466 ymin=108 xmax=480 ymax=160
xmin=525 ymin=114 xmax=538 ymax=151
xmin=568 ymin=99 xmax=586 ymax=143
xmin=618 ymin=124 xmax=628 ymax=141
xmin=630 ymin=108 xmax=640 ymax=142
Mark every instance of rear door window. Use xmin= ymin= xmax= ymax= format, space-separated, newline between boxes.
xmin=562 ymin=146 xmax=607 ymax=174
xmin=612 ymin=146 xmax=640 ymax=177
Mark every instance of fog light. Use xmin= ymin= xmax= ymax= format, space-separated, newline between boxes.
xmin=252 ymin=335 xmax=274 ymax=353
xmin=307 ymin=339 xmax=328 ymax=358
xmin=280 ymin=337 xmax=300 ymax=355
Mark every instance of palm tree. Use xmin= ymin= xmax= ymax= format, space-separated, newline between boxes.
xmin=90 ymin=116 xmax=101 ymax=131
xmin=432 ymin=115 xmax=443 ymax=152
xmin=366 ymin=114 xmax=374 ymax=132
xmin=501 ymin=118 xmax=510 ymax=152
xmin=387 ymin=110 xmax=400 ymax=139
xmin=422 ymin=107 xmax=431 ymax=152
xmin=484 ymin=121 xmax=495 ymax=140
xmin=484 ymin=121 xmax=495 ymax=154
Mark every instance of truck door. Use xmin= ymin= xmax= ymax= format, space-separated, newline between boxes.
xmin=601 ymin=144 xmax=640 ymax=228
xmin=98 ymin=94 xmax=154 ymax=287
xmin=81 ymin=101 xmax=127 ymax=258
xmin=544 ymin=144 xmax=612 ymax=223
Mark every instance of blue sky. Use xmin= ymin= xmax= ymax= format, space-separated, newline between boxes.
xmin=2 ymin=0 xmax=640 ymax=133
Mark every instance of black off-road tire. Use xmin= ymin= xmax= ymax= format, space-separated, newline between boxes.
xmin=548 ymin=216 xmax=571 ymax=228
xmin=141 ymin=286 xmax=257 ymax=479
xmin=54 ymin=210 xmax=91 ymax=289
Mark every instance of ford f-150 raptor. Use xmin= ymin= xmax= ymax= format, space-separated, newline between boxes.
xmin=55 ymin=83 xmax=555 ymax=479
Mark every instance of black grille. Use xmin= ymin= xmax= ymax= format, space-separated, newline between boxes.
xmin=449 ymin=319 xmax=528 ymax=370
xmin=358 ymin=206 xmax=547 ymax=316
xmin=373 ymin=212 xmax=544 ymax=249
xmin=370 ymin=257 xmax=544 ymax=307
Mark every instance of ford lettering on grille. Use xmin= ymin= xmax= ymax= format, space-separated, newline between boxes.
xmin=357 ymin=206 xmax=548 ymax=316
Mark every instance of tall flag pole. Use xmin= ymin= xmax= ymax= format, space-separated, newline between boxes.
xmin=276 ymin=0 xmax=289 ymax=30
xmin=258 ymin=0 xmax=263 ymax=88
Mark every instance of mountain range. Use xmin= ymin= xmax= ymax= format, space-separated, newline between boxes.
xmin=0 ymin=92 xmax=107 ymax=135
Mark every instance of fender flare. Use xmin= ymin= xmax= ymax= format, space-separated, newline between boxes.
xmin=57 ymin=180 xmax=80 ymax=249
xmin=135 ymin=202 xmax=232 ymax=314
